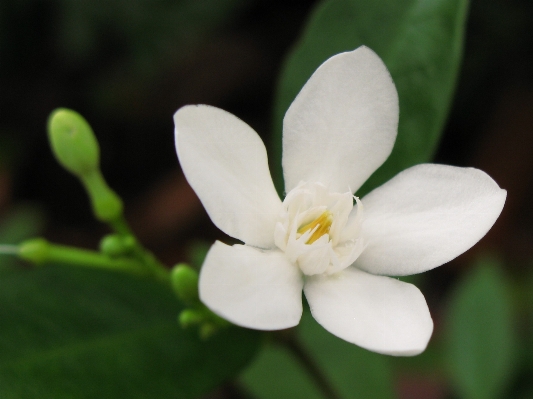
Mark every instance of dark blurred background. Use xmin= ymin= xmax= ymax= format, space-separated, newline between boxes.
xmin=0 ymin=0 xmax=319 ymax=261
xmin=1 ymin=0 xmax=533 ymax=397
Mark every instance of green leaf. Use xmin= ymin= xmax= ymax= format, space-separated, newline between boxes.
xmin=299 ymin=310 xmax=395 ymax=399
xmin=271 ymin=0 xmax=468 ymax=196
xmin=240 ymin=310 xmax=394 ymax=399
xmin=0 ymin=204 xmax=45 ymax=271
xmin=0 ymin=205 xmax=45 ymax=245
xmin=444 ymin=257 xmax=516 ymax=399
xmin=240 ymin=342 xmax=325 ymax=399
xmin=0 ymin=265 xmax=260 ymax=398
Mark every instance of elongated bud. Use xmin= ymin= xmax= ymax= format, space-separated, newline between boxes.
xmin=171 ymin=264 xmax=199 ymax=305
xmin=47 ymin=108 xmax=124 ymax=222
xmin=47 ymin=108 xmax=100 ymax=177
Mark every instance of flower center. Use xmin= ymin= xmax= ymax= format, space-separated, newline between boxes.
xmin=274 ymin=181 xmax=365 ymax=276
xmin=297 ymin=211 xmax=333 ymax=244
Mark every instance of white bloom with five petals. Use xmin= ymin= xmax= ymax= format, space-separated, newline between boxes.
xmin=174 ymin=46 xmax=506 ymax=356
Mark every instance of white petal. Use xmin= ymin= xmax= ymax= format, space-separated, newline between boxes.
xmin=175 ymin=105 xmax=281 ymax=249
xmin=199 ymin=241 xmax=303 ymax=330
xmin=283 ymin=46 xmax=399 ymax=194
xmin=304 ymin=267 xmax=433 ymax=356
xmin=356 ymin=164 xmax=507 ymax=276
xmin=297 ymin=239 xmax=332 ymax=276
xmin=327 ymin=237 xmax=365 ymax=275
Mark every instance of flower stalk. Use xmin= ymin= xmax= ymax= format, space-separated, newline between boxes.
xmin=79 ymin=169 xmax=124 ymax=225
xmin=42 ymin=108 xmax=172 ymax=284
xmin=17 ymin=238 xmax=170 ymax=283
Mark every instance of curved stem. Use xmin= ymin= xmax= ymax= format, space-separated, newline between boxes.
xmin=107 ymin=215 xmax=170 ymax=284
xmin=109 ymin=215 xmax=134 ymax=237
xmin=80 ymin=169 xmax=171 ymax=284
xmin=273 ymin=330 xmax=342 ymax=399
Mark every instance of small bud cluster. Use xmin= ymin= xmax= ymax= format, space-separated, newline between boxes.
xmin=171 ymin=264 xmax=228 ymax=338
xmin=2 ymin=108 xmax=227 ymax=340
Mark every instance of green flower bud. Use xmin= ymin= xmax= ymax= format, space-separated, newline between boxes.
xmin=179 ymin=309 xmax=203 ymax=328
xmin=47 ymin=108 xmax=100 ymax=177
xmin=47 ymin=108 xmax=124 ymax=223
xmin=199 ymin=323 xmax=217 ymax=340
xmin=100 ymin=234 xmax=136 ymax=257
xmin=18 ymin=238 xmax=50 ymax=265
xmin=171 ymin=264 xmax=199 ymax=305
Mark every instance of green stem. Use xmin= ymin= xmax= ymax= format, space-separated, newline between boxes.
xmin=110 ymin=216 xmax=170 ymax=284
xmin=108 ymin=215 xmax=134 ymax=236
xmin=46 ymin=112 xmax=171 ymax=286
xmin=81 ymin=170 xmax=124 ymax=223
xmin=131 ymin=248 xmax=171 ymax=284
xmin=47 ymin=245 xmax=145 ymax=274
xmin=18 ymin=238 xmax=169 ymax=283
xmin=98 ymin=210 xmax=169 ymax=284
xmin=273 ymin=330 xmax=342 ymax=399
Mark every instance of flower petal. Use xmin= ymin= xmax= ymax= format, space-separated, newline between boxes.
xmin=304 ymin=267 xmax=433 ymax=356
xmin=356 ymin=164 xmax=507 ymax=276
xmin=199 ymin=241 xmax=303 ymax=330
xmin=283 ymin=46 xmax=399 ymax=194
xmin=175 ymin=105 xmax=282 ymax=249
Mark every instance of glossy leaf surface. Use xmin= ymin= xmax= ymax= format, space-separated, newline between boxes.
xmin=272 ymin=0 xmax=469 ymax=196
xmin=241 ymin=310 xmax=394 ymax=399
xmin=0 ymin=265 xmax=260 ymax=398
xmin=445 ymin=257 xmax=516 ymax=399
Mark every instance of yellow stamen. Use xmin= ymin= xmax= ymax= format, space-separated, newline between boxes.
xmin=297 ymin=211 xmax=333 ymax=244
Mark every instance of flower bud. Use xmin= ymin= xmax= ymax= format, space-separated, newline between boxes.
xmin=100 ymin=234 xmax=136 ymax=257
xmin=171 ymin=264 xmax=199 ymax=305
xmin=18 ymin=238 xmax=50 ymax=265
xmin=47 ymin=108 xmax=124 ymax=223
xmin=199 ymin=323 xmax=217 ymax=340
xmin=47 ymin=108 xmax=100 ymax=177
xmin=179 ymin=309 xmax=203 ymax=328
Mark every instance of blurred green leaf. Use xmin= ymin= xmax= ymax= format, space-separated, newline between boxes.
xmin=187 ymin=240 xmax=212 ymax=270
xmin=389 ymin=324 xmax=447 ymax=377
xmin=0 ymin=204 xmax=45 ymax=271
xmin=271 ymin=0 xmax=468 ymax=196
xmin=444 ymin=257 xmax=516 ymax=399
xmin=240 ymin=341 xmax=325 ymax=399
xmin=240 ymin=310 xmax=394 ymax=399
xmin=0 ymin=205 xmax=45 ymax=245
xmin=299 ymin=310 xmax=395 ymax=399
xmin=0 ymin=265 xmax=260 ymax=398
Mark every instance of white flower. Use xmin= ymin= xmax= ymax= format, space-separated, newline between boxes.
xmin=174 ymin=46 xmax=506 ymax=356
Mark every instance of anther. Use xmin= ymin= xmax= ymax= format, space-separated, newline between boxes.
xmin=297 ymin=211 xmax=333 ymax=244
